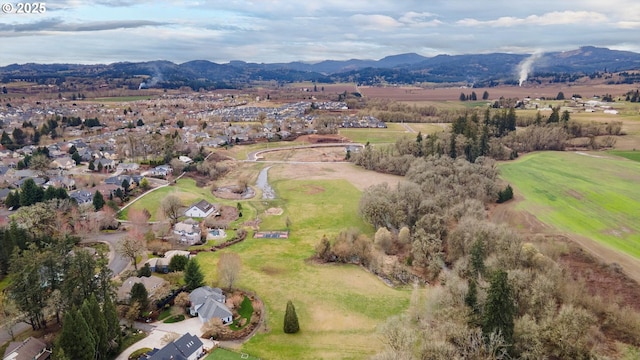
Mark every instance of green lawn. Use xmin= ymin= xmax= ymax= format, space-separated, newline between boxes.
xmin=608 ymin=150 xmax=640 ymax=162
xmin=195 ymin=175 xmax=410 ymax=359
xmin=229 ymin=296 xmax=253 ymax=331
xmin=206 ymin=348 xmax=260 ymax=360
xmin=499 ymin=152 xmax=640 ymax=258
xmin=339 ymin=123 xmax=409 ymax=144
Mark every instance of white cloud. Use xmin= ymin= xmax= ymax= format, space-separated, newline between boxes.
xmin=458 ymin=11 xmax=608 ymax=27
xmin=350 ymin=14 xmax=402 ymax=31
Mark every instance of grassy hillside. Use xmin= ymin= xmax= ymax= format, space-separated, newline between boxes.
xmin=196 ymin=177 xmax=410 ymax=359
xmin=499 ymin=152 xmax=640 ymax=258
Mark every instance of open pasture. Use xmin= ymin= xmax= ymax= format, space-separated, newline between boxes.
xmin=499 ymin=151 xmax=640 ymax=259
xmin=196 ymin=176 xmax=410 ymax=359
xmin=359 ymin=84 xmax=638 ymax=102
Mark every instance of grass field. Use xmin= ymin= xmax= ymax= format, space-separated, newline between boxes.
xmin=206 ymin=348 xmax=260 ymax=360
xmin=94 ymin=95 xmax=155 ymax=102
xmin=195 ymin=177 xmax=410 ymax=359
xmin=608 ymin=150 xmax=640 ymax=162
xmin=339 ymin=123 xmax=411 ymax=144
xmin=499 ymin=152 xmax=640 ymax=258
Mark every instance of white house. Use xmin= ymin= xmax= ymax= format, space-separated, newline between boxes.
xmin=184 ymin=199 xmax=217 ymax=218
xmin=173 ymin=219 xmax=202 ymax=245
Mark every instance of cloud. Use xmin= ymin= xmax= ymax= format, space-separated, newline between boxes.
xmin=457 ymin=11 xmax=608 ymax=27
xmin=0 ymin=18 xmax=170 ymax=34
xmin=399 ymin=11 xmax=442 ymax=27
xmin=349 ymin=14 xmax=402 ymax=31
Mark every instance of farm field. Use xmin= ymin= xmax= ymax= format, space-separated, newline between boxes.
xmin=609 ymin=150 xmax=640 ymax=162
xmin=196 ymin=175 xmax=410 ymax=359
xmin=499 ymin=151 xmax=640 ymax=259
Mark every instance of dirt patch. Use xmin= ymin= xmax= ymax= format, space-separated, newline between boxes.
xmin=296 ymin=134 xmax=351 ymax=144
xmin=261 ymin=147 xmax=348 ymax=162
xmin=270 ymin=162 xmax=402 ymax=191
xmin=566 ymin=189 xmax=584 ymax=200
xmin=213 ymin=185 xmax=256 ymax=200
xmin=260 ymin=265 xmax=285 ymax=276
xmin=559 ymin=242 xmax=640 ymax=312
xmin=303 ymin=184 xmax=325 ymax=195
xmin=264 ymin=207 xmax=283 ymax=216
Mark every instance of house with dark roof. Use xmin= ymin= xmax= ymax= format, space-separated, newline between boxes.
xmin=189 ymin=286 xmax=232 ymax=324
xmin=2 ymin=336 xmax=51 ymax=360
xmin=147 ymin=332 xmax=203 ymax=360
xmin=70 ymin=190 xmax=93 ymax=205
xmin=184 ymin=200 xmax=217 ymax=218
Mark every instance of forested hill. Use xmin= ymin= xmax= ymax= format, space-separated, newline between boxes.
xmin=2 ymin=46 xmax=639 ymax=88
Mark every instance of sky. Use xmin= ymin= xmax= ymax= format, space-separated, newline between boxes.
xmin=1 ymin=0 xmax=640 ymax=65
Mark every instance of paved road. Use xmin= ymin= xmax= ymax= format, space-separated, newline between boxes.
xmin=82 ymin=231 xmax=130 ymax=276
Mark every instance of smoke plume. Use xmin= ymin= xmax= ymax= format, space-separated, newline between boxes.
xmin=517 ymin=51 xmax=543 ymax=86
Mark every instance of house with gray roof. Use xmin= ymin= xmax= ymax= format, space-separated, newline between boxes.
xmin=184 ymin=199 xmax=217 ymax=218
xmin=3 ymin=336 xmax=51 ymax=360
xmin=147 ymin=332 xmax=203 ymax=360
xmin=189 ymin=286 xmax=232 ymax=324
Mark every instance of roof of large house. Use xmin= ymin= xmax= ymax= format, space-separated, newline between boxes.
xmin=3 ymin=337 xmax=50 ymax=360
xmin=196 ymin=297 xmax=232 ymax=322
xmin=117 ymin=275 xmax=166 ymax=301
xmin=189 ymin=286 xmax=225 ymax=306
xmin=147 ymin=332 xmax=203 ymax=360
xmin=189 ymin=199 xmax=213 ymax=213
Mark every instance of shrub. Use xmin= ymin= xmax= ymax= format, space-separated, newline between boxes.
xmin=284 ymin=300 xmax=300 ymax=334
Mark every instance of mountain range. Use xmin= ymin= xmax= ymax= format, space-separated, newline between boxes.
xmin=2 ymin=46 xmax=640 ymax=89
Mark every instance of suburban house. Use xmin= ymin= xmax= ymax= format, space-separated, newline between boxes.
xmin=189 ymin=286 xmax=233 ymax=324
xmin=2 ymin=337 xmax=51 ymax=360
xmin=150 ymin=164 xmax=172 ymax=177
xmin=69 ymin=190 xmax=93 ymax=205
xmin=116 ymin=275 xmax=168 ymax=303
xmin=184 ymin=199 xmax=217 ymax=218
xmin=144 ymin=250 xmax=190 ymax=273
xmin=51 ymin=157 xmax=75 ymax=170
xmin=116 ymin=162 xmax=139 ymax=173
xmin=147 ymin=332 xmax=204 ymax=360
xmin=173 ymin=219 xmax=202 ymax=245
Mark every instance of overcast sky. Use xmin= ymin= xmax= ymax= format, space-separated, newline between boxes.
xmin=1 ymin=0 xmax=639 ymax=65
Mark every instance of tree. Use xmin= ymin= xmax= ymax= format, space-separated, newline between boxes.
xmin=71 ymin=151 xmax=81 ymax=165
xmin=5 ymin=190 xmax=20 ymax=209
xmin=201 ymin=317 xmax=228 ymax=340
xmin=116 ymin=234 xmax=145 ymax=270
xmin=168 ymin=254 xmax=189 ymax=272
xmin=482 ymin=90 xmax=489 ymax=100
xmin=57 ymin=309 xmax=96 ymax=360
xmin=88 ymin=160 xmax=95 ymax=171
xmin=184 ymin=259 xmax=204 ymax=291
xmin=470 ymin=91 xmax=477 ymax=101
xmin=459 ymin=92 xmax=467 ymax=101
xmin=561 ymin=110 xmax=570 ymax=123
xmin=136 ymin=118 xmax=145 ymax=127
xmin=176 ymin=120 xmax=184 ymax=128
xmin=283 ymin=300 xmax=300 ymax=334
xmin=217 ymin=253 xmax=241 ymax=291
xmin=556 ymin=91 xmax=565 ymax=100
xmin=29 ymin=154 xmax=50 ymax=171
xmin=19 ymin=178 xmax=44 ymax=207
xmin=129 ymin=282 xmax=149 ymax=312
xmin=483 ymin=269 xmax=516 ymax=345
xmin=1 ymin=131 xmax=13 ymax=147
xmin=138 ymin=263 xmax=152 ymax=277
xmin=174 ymin=292 xmax=191 ymax=308
xmin=139 ymin=177 xmax=150 ymax=191
xmin=93 ymin=190 xmax=105 ymax=211
xmin=161 ymin=195 xmax=182 ymax=224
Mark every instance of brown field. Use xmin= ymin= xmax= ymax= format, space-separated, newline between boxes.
xmin=359 ymin=84 xmax=639 ymax=102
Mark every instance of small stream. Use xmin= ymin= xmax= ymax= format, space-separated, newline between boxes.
xmin=256 ymin=166 xmax=276 ymax=200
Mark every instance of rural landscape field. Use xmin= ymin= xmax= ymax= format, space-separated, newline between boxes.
xmin=5 ymin=2 xmax=640 ymax=359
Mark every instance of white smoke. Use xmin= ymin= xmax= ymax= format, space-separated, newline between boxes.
xmin=517 ymin=51 xmax=543 ymax=86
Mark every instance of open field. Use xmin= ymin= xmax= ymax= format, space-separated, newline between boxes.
xmin=93 ymin=95 xmax=157 ymax=102
xmin=609 ymin=150 xmax=640 ymax=162
xmin=196 ymin=171 xmax=410 ymax=359
xmin=338 ymin=122 xmax=444 ymax=144
xmin=499 ymin=152 xmax=640 ymax=260
xmin=359 ymin=84 xmax=638 ymax=102
xmin=206 ymin=348 xmax=260 ymax=360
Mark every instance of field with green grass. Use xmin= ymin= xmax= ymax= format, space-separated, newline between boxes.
xmin=206 ymin=348 xmax=260 ymax=360
xmin=195 ymin=177 xmax=410 ymax=359
xmin=339 ymin=123 xmax=411 ymax=144
xmin=608 ymin=150 xmax=640 ymax=162
xmin=499 ymin=152 xmax=640 ymax=258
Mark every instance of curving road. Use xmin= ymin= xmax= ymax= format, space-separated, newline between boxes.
xmin=246 ymin=142 xmax=364 ymax=162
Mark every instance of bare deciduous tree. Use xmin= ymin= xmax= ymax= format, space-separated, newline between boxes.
xmin=161 ymin=195 xmax=182 ymax=224
xmin=217 ymin=253 xmax=241 ymax=291
xmin=116 ymin=232 xmax=146 ymax=270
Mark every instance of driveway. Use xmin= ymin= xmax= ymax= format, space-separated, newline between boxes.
xmin=115 ymin=317 xmax=216 ymax=360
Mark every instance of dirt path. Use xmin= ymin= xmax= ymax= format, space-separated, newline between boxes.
xmin=490 ymin=193 xmax=640 ymax=284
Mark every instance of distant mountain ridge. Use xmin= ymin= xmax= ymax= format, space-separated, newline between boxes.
xmin=2 ymin=46 xmax=639 ymax=88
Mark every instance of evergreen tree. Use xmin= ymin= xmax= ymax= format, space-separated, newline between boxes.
xmin=43 ymin=186 xmax=57 ymax=201
xmin=482 ymin=90 xmax=489 ymax=100
xmin=547 ymin=107 xmax=560 ymax=123
xmin=19 ymin=178 xmax=43 ymax=207
xmin=88 ymin=160 xmax=95 ymax=171
xmin=470 ymin=91 xmax=477 ymax=101
xmin=1 ymin=131 xmax=13 ymax=147
xmin=138 ymin=263 xmax=152 ymax=277
xmin=103 ymin=296 xmax=121 ymax=352
xmin=556 ymin=91 xmax=565 ymax=100
xmin=71 ymin=151 xmax=81 ymax=165
xmin=449 ymin=133 xmax=457 ymax=159
xmin=5 ymin=191 xmax=20 ymax=210
xmin=459 ymin=92 xmax=467 ymax=101
xmin=93 ymin=190 xmax=105 ymax=211
xmin=129 ymin=282 xmax=149 ymax=312
xmin=283 ymin=300 xmax=300 ymax=334
xmin=168 ymin=254 xmax=189 ymax=272
xmin=561 ymin=110 xmax=570 ymax=123
xmin=470 ymin=239 xmax=486 ymax=277
xmin=184 ymin=259 xmax=205 ymax=291
xmin=483 ymin=269 xmax=516 ymax=345
xmin=58 ymin=309 xmax=96 ymax=360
